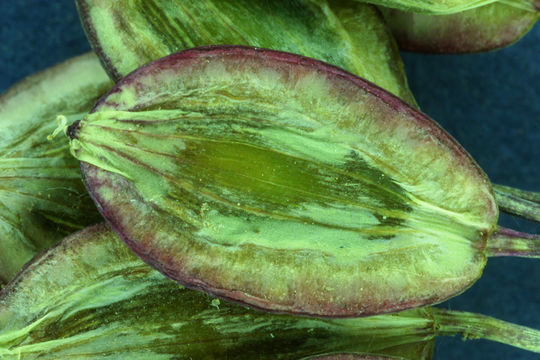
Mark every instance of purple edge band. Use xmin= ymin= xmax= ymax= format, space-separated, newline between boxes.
xmin=76 ymin=0 xmax=123 ymax=82
xmin=81 ymin=44 xmax=493 ymax=208
xmin=0 ymin=223 xmax=109 ymax=301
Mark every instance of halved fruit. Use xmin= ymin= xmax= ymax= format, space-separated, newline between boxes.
xmin=70 ymin=46 xmax=498 ymax=317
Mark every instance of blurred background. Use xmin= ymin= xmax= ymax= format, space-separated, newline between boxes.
xmin=0 ymin=1 xmax=538 ymax=359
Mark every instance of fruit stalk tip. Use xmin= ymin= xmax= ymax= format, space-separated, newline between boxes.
xmin=432 ymin=308 xmax=540 ymax=353
xmin=486 ymin=226 xmax=540 ymax=258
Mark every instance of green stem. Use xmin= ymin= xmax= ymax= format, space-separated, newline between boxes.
xmin=493 ymin=184 xmax=540 ymax=223
xmin=486 ymin=226 xmax=540 ymax=258
xmin=432 ymin=308 xmax=540 ymax=353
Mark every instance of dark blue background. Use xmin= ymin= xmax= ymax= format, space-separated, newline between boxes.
xmin=1 ymin=1 xmax=538 ymax=359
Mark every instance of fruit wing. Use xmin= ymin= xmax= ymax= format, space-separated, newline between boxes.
xmin=0 ymin=223 xmax=435 ymax=359
xmin=76 ymin=0 xmax=416 ymax=104
xmin=71 ymin=47 xmax=497 ymax=317
xmin=380 ymin=1 xmax=538 ymax=53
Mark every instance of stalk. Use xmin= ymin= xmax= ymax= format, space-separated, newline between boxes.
xmin=432 ymin=308 xmax=540 ymax=353
xmin=493 ymin=184 xmax=540 ymax=223
xmin=486 ymin=226 xmax=540 ymax=258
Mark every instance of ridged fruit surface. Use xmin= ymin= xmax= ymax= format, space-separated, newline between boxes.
xmin=76 ymin=0 xmax=416 ymax=104
xmin=0 ymin=223 xmax=434 ymax=359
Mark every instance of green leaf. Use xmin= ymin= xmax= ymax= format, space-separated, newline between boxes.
xmin=70 ymin=47 xmax=498 ymax=317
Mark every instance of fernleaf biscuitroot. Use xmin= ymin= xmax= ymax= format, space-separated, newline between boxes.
xmin=70 ymin=46 xmax=502 ymax=317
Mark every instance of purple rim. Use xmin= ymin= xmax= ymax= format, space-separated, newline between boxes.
xmin=75 ymin=45 xmax=497 ymax=317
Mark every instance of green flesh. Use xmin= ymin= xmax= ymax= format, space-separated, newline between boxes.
xmin=72 ymin=47 xmax=497 ymax=317
xmin=380 ymin=0 xmax=538 ymax=53
xmin=77 ymin=0 xmax=416 ymax=105
xmin=0 ymin=53 xmax=112 ymax=284
xmin=0 ymin=224 xmax=435 ymax=359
